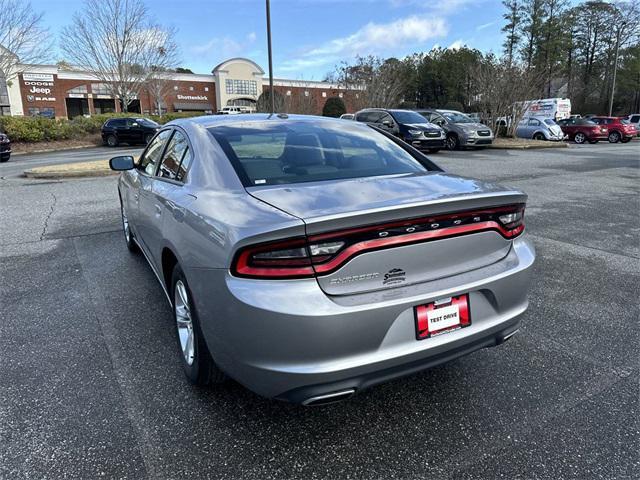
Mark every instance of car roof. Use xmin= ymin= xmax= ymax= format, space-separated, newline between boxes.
xmin=168 ymin=113 xmax=363 ymax=129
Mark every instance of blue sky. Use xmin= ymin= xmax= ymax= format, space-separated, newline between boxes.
xmin=32 ymin=0 xmax=525 ymax=79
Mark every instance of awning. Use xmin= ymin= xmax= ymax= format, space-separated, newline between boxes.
xmin=173 ymin=102 xmax=214 ymax=111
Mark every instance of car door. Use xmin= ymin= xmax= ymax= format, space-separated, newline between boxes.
xmin=528 ymin=118 xmax=542 ymax=137
xmin=134 ymin=129 xmax=173 ymax=264
xmin=127 ymin=119 xmax=144 ymax=144
xmin=152 ymin=129 xmax=195 ymax=263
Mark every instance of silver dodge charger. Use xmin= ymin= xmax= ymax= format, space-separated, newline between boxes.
xmin=110 ymin=114 xmax=535 ymax=405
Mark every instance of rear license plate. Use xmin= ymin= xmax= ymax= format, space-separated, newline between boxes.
xmin=414 ymin=295 xmax=471 ymax=340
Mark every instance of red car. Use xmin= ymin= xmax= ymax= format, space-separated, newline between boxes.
xmin=590 ymin=117 xmax=637 ymax=143
xmin=557 ymin=118 xmax=609 ymax=144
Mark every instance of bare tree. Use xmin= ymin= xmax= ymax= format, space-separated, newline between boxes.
xmin=474 ymin=55 xmax=544 ymax=136
xmin=61 ymin=0 xmax=178 ymax=112
xmin=145 ymin=70 xmax=175 ymax=116
xmin=0 ymin=0 xmax=50 ymax=83
xmin=334 ymin=56 xmax=404 ymax=109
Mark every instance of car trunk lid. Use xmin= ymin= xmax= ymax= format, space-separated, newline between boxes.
xmin=247 ymin=172 xmax=526 ymax=295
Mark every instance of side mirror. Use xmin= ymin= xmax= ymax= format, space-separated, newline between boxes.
xmin=109 ymin=155 xmax=135 ymax=171
xmin=131 ymin=122 xmax=138 ymax=127
xmin=382 ymin=120 xmax=393 ymax=128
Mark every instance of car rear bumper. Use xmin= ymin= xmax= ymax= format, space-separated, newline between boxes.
xmin=187 ymin=235 xmax=535 ymax=402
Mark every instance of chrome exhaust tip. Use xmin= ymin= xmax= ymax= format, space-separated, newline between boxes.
xmin=302 ymin=389 xmax=355 ymax=406
xmin=501 ymin=328 xmax=520 ymax=342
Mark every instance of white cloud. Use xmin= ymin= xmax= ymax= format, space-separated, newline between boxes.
xmin=279 ymin=15 xmax=448 ymax=72
xmin=476 ymin=21 xmax=496 ymax=31
xmin=192 ymin=32 xmax=256 ymax=59
xmin=447 ymin=39 xmax=465 ymax=50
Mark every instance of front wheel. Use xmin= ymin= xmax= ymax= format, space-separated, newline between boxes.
xmin=171 ymin=264 xmax=225 ymax=386
xmin=608 ymin=131 xmax=621 ymax=143
xmin=445 ymin=134 xmax=460 ymax=151
xmin=120 ymin=201 xmax=138 ymax=253
xmin=574 ymin=132 xmax=586 ymax=144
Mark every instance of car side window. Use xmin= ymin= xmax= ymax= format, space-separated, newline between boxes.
xmin=138 ymin=129 xmax=172 ymax=176
xmin=631 ymin=115 xmax=640 ymax=123
xmin=377 ymin=113 xmax=394 ymax=126
xmin=176 ymin=147 xmax=192 ymax=182
xmin=528 ymin=118 xmax=540 ymax=126
xmin=158 ymin=130 xmax=189 ymax=180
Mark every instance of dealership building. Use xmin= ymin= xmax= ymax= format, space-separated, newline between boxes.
xmin=0 ymin=57 xmax=356 ymax=119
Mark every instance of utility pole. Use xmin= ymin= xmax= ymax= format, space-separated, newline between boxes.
xmin=608 ymin=29 xmax=621 ymax=117
xmin=266 ymin=0 xmax=275 ymax=114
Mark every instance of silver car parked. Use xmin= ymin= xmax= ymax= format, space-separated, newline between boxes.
xmin=110 ymin=114 xmax=535 ymax=405
xmin=515 ymin=117 xmax=564 ymax=141
xmin=417 ymin=109 xmax=494 ymax=150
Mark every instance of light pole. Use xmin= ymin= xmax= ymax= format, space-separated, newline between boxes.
xmin=266 ymin=0 xmax=275 ymax=114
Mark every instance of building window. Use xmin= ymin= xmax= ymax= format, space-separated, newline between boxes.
xmin=28 ymin=107 xmax=55 ymax=118
xmin=322 ymin=92 xmax=327 ymax=98
xmin=91 ymin=83 xmax=110 ymax=95
xmin=204 ymin=87 xmax=209 ymax=92
xmin=68 ymin=85 xmax=88 ymax=94
xmin=0 ymin=74 xmax=9 ymax=107
xmin=286 ymin=90 xmax=291 ymax=96
xmin=225 ymin=79 xmax=257 ymax=96
xmin=304 ymin=91 xmax=309 ymax=97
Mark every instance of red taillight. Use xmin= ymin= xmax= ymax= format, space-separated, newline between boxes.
xmin=232 ymin=204 xmax=526 ymax=279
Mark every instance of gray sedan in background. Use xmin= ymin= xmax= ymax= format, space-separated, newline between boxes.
xmin=417 ymin=109 xmax=495 ymax=150
xmin=110 ymin=114 xmax=535 ymax=405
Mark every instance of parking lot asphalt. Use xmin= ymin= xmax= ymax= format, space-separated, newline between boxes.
xmin=0 ymin=142 xmax=638 ymax=479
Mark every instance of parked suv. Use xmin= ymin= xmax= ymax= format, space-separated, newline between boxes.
xmin=556 ymin=118 xmax=608 ymax=143
xmin=590 ymin=116 xmax=637 ymax=143
xmin=354 ymin=108 xmax=445 ymax=153
xmin=515 ymin=117 xmax=564 ymax=141
xmin=627 ymin=114 xmax=639 ymax=134
xmin=417 ymin=109 xmax=494 ymax=150
xmin=0 ymin=132 xmax=10 ymax=162
xmin=101 ymin=117 xmax=161 ymax=147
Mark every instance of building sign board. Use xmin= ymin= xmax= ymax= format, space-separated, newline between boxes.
xmin=176 ymin=94 xmax=208 ymax=101
xmin=23 ymin=73 xmax=55 ymax=82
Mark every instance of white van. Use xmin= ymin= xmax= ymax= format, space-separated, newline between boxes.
xmin=218 ymin=106 xmax=243 ymax=115
xmin=521 ymin=98 xmax=572 ymax=121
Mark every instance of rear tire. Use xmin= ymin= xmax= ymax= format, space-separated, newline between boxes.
xmin=171 ymin=264 xmax=225 ymax=386
xmin=106 ymin=135 xmax=118 ymax=147
xmin=574 ymin=132 xmax=586 ymax=144
xmin=533 ymin=132 xmax=545 ymax=141
xmin=608 ymin=131 xmax=621 ymax=143
xmin=0 ymin=155 xmax=8 ymax=163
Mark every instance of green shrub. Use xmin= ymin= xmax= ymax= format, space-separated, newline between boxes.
xmin=322 ymin=97 xmax=347 ymax=117
xmin=0 ymin=111 xmax=205 ymax=143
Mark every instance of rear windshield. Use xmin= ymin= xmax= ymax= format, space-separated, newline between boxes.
xmin=544 ymin=119 xmax=556 ymax=126
xmin=208 ymin=120 xmax=429 ymax=186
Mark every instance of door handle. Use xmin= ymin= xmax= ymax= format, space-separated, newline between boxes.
xmin=154 ymin=204 xmax=162 ymax=216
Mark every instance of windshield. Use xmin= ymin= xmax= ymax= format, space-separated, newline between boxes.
xmin=136 ymin=118 xmax=159 ymax=127
xmin=390 ymin=111 xmax=431 ymax=124
xmin=209 ymin=120 xmax=429 ymax=186
xmin=440 ymin=111 xmax=474 ymax=123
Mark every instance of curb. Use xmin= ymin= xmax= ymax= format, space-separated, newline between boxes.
xmin=489 ymin=142 xmax=569 ymax=150
xmin=24 ymin=169 xmax=116 ymax=179
xmin=12 ymin=143 xmax=102 ymax=156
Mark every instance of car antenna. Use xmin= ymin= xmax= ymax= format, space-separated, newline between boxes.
xmin=266 ymin=0 xmax=275 ymax=117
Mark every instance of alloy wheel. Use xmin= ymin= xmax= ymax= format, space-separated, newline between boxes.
xmin=608 ymin=132 xmax=620 ymax=143
xmin=174 ymin=280 xmax=195 ymax=366
xmin=121 ymin=205 xmax=130 ymax=242
xmin=574 ymin=133 xmax=586 ymax=144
